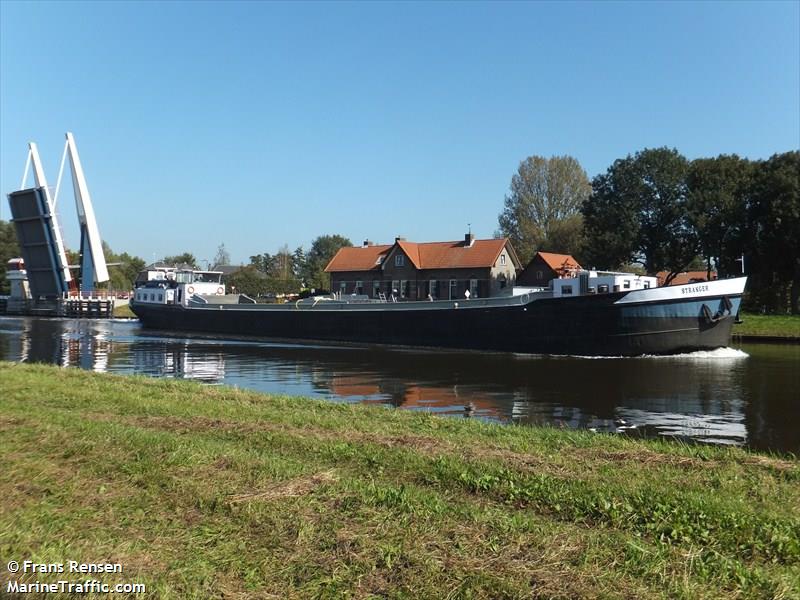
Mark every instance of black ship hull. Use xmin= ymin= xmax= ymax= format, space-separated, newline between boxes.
xmin=130 ymin=289 xmax=741 ymax=357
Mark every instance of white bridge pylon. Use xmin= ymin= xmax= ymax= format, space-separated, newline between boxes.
xmin=19 ymin=132 xmax=109 ymax=290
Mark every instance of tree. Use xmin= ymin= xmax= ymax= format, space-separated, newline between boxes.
xmin=302 ymin=234 xmax=352 ymax=291
xmin=582 ymin=147 xmax=697 ymax=283
xmin=225 ymin=266 xmax=268 ymax=297
xmin=292 ymin=246 xmax=306 ymax=283
xmin=249 ymin=252 xmax=272 ymax=274
xmin=497 ymin=155 xmax=591 ymax=263
xmin=101 ymin=241 xmax=146 ymax=291
xmin=211 ymin=243 xmax=231 ymax=269
xmin=0 ymin=220 xmax=20 ymax=295
xmin=162 ymin=253 xmax=198 ymax=268
xmin=746 ymin=151 xmax=800 ymax=313
xmin=687 ymin=155 xmax=754 ymax=279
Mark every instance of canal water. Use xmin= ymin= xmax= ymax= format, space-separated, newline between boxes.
xmin=1 ymin=316 xmax=797 ymax=454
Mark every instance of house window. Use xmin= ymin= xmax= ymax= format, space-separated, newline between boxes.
xmin=395 ymin=254 xmax=404 ymax=267
xmin=536 ymin=270 xmax=543 ymax=280
xmin=373 ymin=281 xmax=380 ymax=297
xmin=470 ymin=279 xmax=478 ymax=298
xmin=561 ymin=285 xmax=573 ymax=295
xmin=428 ymin=280 xmax=438 ymax=299
xmin=355 ymin=281 xmax=363 ymax=295
xmin=500 ymin=254 xmax=506 ymax=266
xmin=449 ymin=279 xmax=457 ymax=300
xmin=339 ymin=281 xmax=347 ymax=295
xmin=391 ymin=280 xmax=400 ymax=296
xmin=499 ymin=275 xmax=507 ymax=289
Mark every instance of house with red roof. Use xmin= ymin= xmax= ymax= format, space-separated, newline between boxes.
xmin=324 ymin=233 xmax=521 ymax=300
xmin=516 ymin=252 xmax=581 ymax=288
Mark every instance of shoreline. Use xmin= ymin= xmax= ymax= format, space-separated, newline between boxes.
xmin=2 ymin=362 xmax=798 ymax=598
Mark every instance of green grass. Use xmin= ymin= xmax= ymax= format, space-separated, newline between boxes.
xmin=112 ymin=303 xmax=136 ymax=318
xmin=1 ymin=362 xmax=798 ymax=599
xmin=734 ymin=312 xmax=800 ymax=339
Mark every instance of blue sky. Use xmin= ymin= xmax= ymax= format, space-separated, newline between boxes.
xmin=1 ymin=1 xmax=798 ymax=265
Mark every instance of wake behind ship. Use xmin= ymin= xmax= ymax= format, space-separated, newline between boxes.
xmin=130 ymin=266 xmax=746 ymax=357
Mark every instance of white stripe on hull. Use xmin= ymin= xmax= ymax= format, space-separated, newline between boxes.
xmin=613 ymin=277 xmax=746 ymax=305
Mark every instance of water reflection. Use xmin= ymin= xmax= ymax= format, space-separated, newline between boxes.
xmin=0 ymin=316 xmax=797 ymax=453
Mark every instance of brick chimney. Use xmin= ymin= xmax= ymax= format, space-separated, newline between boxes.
xmin=362 ymin=240 xmax=374 ymax=247
xmin=464 ymin=232 xmax=475 ymax=247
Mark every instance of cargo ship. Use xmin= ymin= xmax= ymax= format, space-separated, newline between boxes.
xmin=129 ymin=266 xmax=746 ymax=357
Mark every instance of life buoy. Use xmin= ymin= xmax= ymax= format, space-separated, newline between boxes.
xmin=217 ymin=287 xmax=224 ymax=295
xmin=187 ymin=286 xmax=195 ymax=294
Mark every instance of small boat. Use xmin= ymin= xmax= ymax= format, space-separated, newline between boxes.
xmin=130 ymin=266 xmax=745 ymax=357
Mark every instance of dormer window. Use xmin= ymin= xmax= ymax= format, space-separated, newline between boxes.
xmin=376 ymin=256 xmax=384 ymax=265
xmin=395 ymin=255 xmax=404 ymax=267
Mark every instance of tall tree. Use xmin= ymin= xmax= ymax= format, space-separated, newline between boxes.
xmin=249 ymin=253 xmax=272 ymax=274
xmin=497 ymin=155 xmax=591 ymax=263
xmin=292 ymin=246 xmax=306 ymax=283
xmin=583 ymin=147 xmax=697 ymax=283
xmin=0 ymin=220 xmax=20 ymax=295
xmin=211 ymin=243 xmax=231 ymax=269
xmin=687 ymin=155 xmax=754 ymax=279
xmin=746 ymin=151 xmax=800 ymax=313
xmin=302 ymin=234 xmax=352 ymax=291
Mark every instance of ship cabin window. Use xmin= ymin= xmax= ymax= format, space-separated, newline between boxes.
xmin=158 ymin=293 xmax=163 ymax=302
xmin=150 ymin=293 xmax=155 ymax=301
xmin=588 ymin=286 xmax=596 ymax=294
xmin=644 ymin=281 xmax=651 ymax=289
xmin=355 ymin=281 xmax=363 ymax=295
xmin=623 ymin=280 xmax=631 ymax=289
xmin=395 ymin=255 xmax=404 ymax=267
xmin=500 ymin=254 xmax=506 ymax=266
xmin=598 ymin=284 xmax=609 ymax=293
xmin=449 ymin=280 xmax=457 ymax=299
xmin=561 ymin=285 xmax=573 ymax=295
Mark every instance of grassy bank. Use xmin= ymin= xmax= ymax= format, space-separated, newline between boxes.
xmin=112 ymin=303 xmax=136 ymax=318
xmin=1 ymin=363 xmax=798 ymax=599
xmin=734 ymin=312 xmax=800 ymax=340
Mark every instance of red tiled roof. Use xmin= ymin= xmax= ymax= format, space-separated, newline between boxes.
xmin=535 ymin=252 xmax=581 ymax=272
xmin=324 ymin=245 xmax=392 ymax=272
xmin=657 ymin=271 xmax=717 ymax=286
xmin=326 ymin=238 xmax=517 ymax=272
